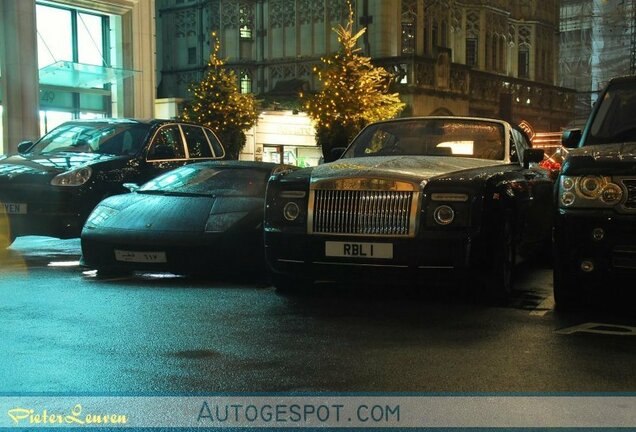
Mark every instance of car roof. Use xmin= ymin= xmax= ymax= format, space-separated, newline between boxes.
xmin=186 ymin=160 xmax=295 ymax=171
xmin=607 ymin=75 xmax=636 ymax=86
xmin=55 ymin=118 xmax=206 ymax=127
xmin=368 ymin=116 xmax=510 ymax=127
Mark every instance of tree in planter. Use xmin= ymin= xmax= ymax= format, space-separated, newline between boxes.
xmin=180 ymin=32 xmax=258 ymax=159
xmin=303 ymin=2 xmax=405 ymax=162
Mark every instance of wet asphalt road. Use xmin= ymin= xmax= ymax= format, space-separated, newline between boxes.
xmin=1 ymin=236 xmax=635 ymax=393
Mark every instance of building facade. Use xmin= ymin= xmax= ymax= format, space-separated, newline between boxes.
xmin=156 ymin=0 xmax=574 ymax=164
xmin=560 ymin=0 xmax=635 ymax=125
xmin=0 ymin=0 xmax=156 ymax=154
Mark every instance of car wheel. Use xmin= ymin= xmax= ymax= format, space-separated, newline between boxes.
xmin=552 ymin=253 xmax=580 ymax=310
xmin=271 ymin=273 xmax=313 ymax=294
xmin=486 ymin=218 xmax=515 ymax=304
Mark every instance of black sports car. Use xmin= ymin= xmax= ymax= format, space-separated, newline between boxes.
xmin=264 ymin=116 xmax=552 ymax=300
xmin=0 ymin=118 xmax=226 ymax=248
xmin=554 ymin=75 xmax=636 ymax=308
xmin=81 ymin=161 xmax=297 ymax=276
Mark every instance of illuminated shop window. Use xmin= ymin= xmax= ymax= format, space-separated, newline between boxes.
xmin=240 ymin=73 xmax=252 ymax=94
xmin=37 ymin=4 xmax=108 ymax=68
xmin=239 ymin=3 xmax=253 ymax=39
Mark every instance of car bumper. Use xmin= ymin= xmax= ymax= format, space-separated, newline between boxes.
xmin=264 ymin=230 xmax=473 ymax=283
xmin=1 ymin=187 xmax=93 ymax=238
xmin=81 ymin=228 xmax=264 ymax=274
xmin=555 ymin=210 xmax=636 ymax=287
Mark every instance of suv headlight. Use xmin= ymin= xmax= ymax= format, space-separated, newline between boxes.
xmin=51 ymin=166 xmax=92 ymax=186
xmin=559 ymin=175 xmax=624 ymax=208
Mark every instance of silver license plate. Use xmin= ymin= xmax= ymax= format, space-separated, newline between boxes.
xmin=2 ymin=202 xmax=27 ymax=214
xmin=114 ymin=250 xmax=167 ymax=263
xmin=325 ymin=241 xmax=393 ymax=259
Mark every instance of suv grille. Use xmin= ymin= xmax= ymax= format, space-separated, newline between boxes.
xmin=623 ymin=179 xmax=636 ymax=209
xmin=311 ymin=189 xmax=415 ymax=236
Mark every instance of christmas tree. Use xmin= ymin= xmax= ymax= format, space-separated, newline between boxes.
xmin=303 ymin=1 xmax=405 ymax=162
xmin=180 ymin=32 xmax=258 ymax=159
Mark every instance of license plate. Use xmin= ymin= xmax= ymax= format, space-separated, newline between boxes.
xmin=2 ymin=202 xmax=27 ymax=214
xmin=114 ymin=250 xmax=167 ymax=263
xmin=325 ymin=241 xmax=393 ymax=259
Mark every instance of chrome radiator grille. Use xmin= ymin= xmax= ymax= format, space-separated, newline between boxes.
xmin=623 ymin=179 xmax=636 ymax=209
xmin=311 ymin=189 xmax=415 ymax=236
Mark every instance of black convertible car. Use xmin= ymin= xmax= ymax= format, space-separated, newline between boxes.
xmin=264 ymin=116 xmax=551 ymax=300
xmin=554 ymin=75 xmax=636 ymax=307
xmin=81 ymin=161 xmax=296 ymax=276
xmin=0 ymin=118 xmax=226 ymax=248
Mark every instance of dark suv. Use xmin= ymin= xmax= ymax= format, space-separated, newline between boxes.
xmin=554 ymin=76 xmax=636 ymax=307
xmin=0 ymin=118 xmax=226 ymax=247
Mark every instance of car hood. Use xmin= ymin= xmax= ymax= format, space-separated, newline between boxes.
xmin=570 ymin=142 xmax=636 ymax=162
xmin=310 ymin=156 xmax=504 ymax=184
xmin=564 ymin=142 xmax=636 ymax=175
xmin=0 ymin=152 xmax=123 ymax=179
xmin=92 ymin=193 xmax=263 ymax=234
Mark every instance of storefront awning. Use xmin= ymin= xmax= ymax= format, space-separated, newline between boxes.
xmin=38 ymin=61 xmax=139 ymax=89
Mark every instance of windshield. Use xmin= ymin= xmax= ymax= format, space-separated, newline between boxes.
xmin=32 ymin=122 xmax=151 ymax=156
xmin=587 ymin=80 xmax=636 ymax=145
xmin=138 ymin=165 xmax=270 ymax=197
xmin=342 ymin=118 xmax=506 ymax=161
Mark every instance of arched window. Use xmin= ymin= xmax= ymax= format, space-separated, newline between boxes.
xmin=401 ymin=0 xmax=417 ymax=54
xmin=240 ymin=72 xmax=252 ymax=94
xmin=465 ymin=10 xmax=480 ymax=67
xmin=518 ymin=45 xmax=530 ymax=78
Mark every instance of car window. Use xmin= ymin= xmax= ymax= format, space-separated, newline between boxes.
xmin=343 ymin=118 xmax=505 ymax=161
xmin=181 ymin=125 xmax=214 ymax=158
xmin=587 ymin=80 xmax=636 ymax=145
xmin=33 ymin=122 xmax=151 ymax=156
xmin=510 ymin=128 xmax=529 ymax=163
xmin=205 ymin=129 xmax=225 ymax=158
xmin=147 ymin=125 xmax=186 ymax=160
xmin=138 ymin=165 xmax=270 ymax=197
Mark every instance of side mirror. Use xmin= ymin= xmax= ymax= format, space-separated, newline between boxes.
xmin=561 ymin=129 xmax=582 ymax=149
xmin=150 ymin=144 xmax=176 ymax=160
xmin=17 ymin=141 xmax=34 ymax=154
xmin=523 ymin=148 xmax=544 ymax=169
xmin=123 ymin=183 xmax=140 ymax=192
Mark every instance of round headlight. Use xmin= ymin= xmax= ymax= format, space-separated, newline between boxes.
xmin=562 ymin=177 xmax=575 ymax=191
xmin=433 ymin=205 xmax=455 ymax=226
xmin=578 ymin=175 xmax=605 ymax=198
xmin=600 ymin=183 xmax=623 ymax=205
xmin=561 ymin=192 xmax=576 ymax=207
xmin=283 ymin=202 xmax=300 ymax=221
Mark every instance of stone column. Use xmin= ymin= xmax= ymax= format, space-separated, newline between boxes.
xmin=121 ymin=0 xmax=157 ymax=118
xmin=0 ymin=0 xmax=40 ymax=154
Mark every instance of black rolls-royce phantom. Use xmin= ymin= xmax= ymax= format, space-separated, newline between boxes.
xmin=264 ymin=116 xmax=552 ymax=300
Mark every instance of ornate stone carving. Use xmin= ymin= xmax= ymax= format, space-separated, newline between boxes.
xmin=327 ymin=0 xmax=348 ymax=23
xmin=175 ymin=9 xmax=197 ymax=38
xmin=221 ymin=0 xmax=239 ymax=29
xmin=299 ymin=0 xmax=325 ymax=24
xmin=466 ymin=9 xmax=480 ymax=37
xmin=271 ymin=0 xmax=296 ymax=28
